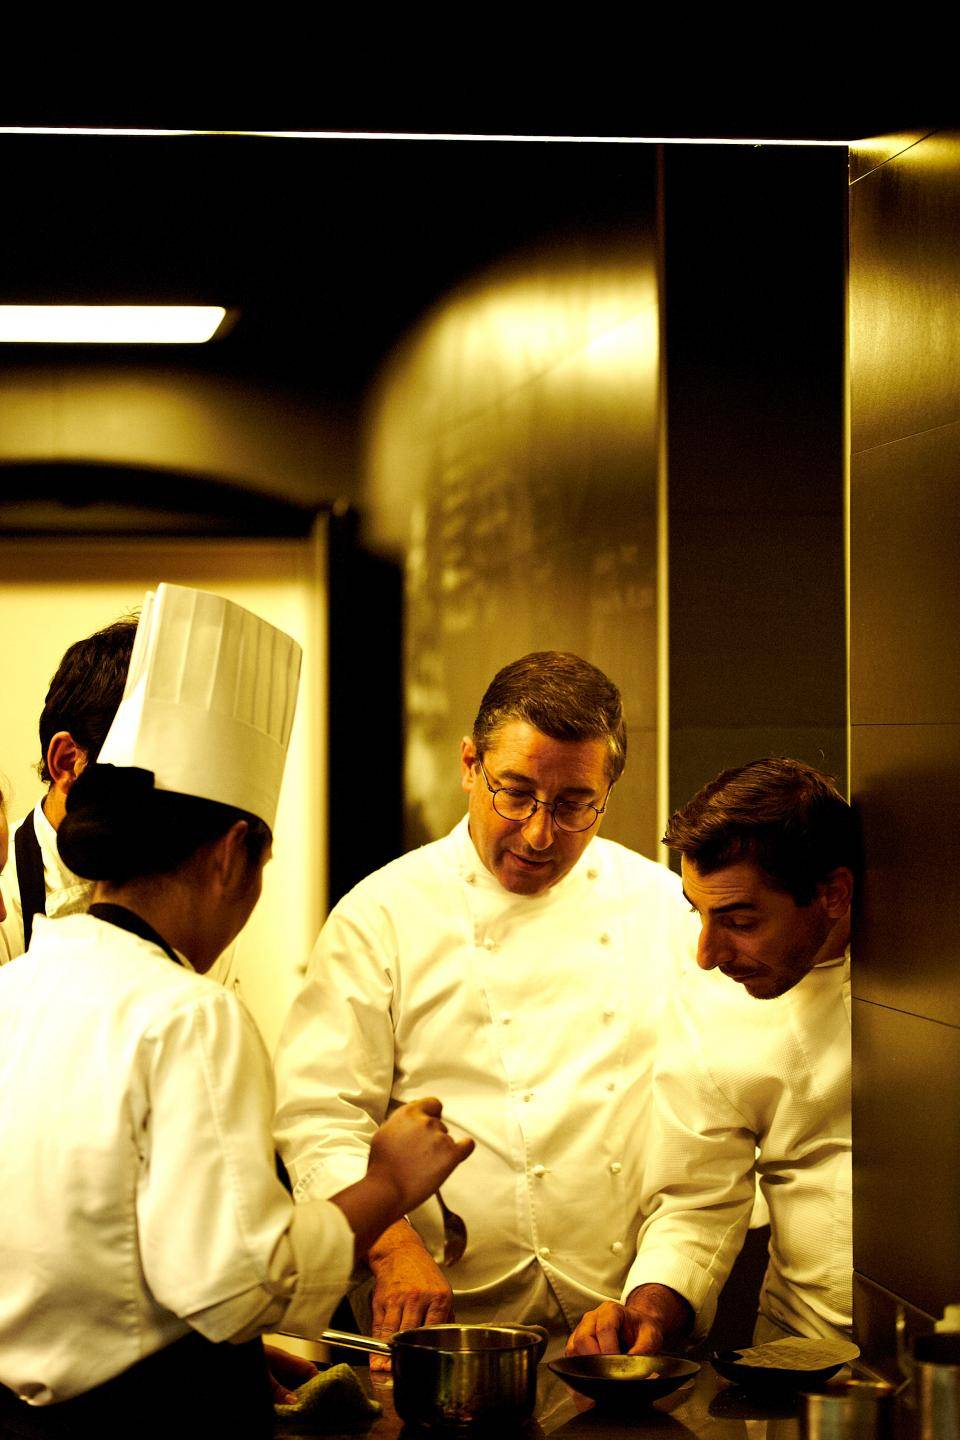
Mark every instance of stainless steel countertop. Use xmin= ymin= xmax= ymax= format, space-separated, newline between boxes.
xmin=278 ymin=1359 xmax=813 ymax=1439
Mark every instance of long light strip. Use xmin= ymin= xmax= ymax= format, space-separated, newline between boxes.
xmin=0 ymin=306 xmax=227 ymax=344
xmin=0 ymin=126 xmax=853 ymax=147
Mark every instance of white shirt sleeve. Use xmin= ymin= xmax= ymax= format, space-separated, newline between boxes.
xmin=621 ymin=984 xmax=758 ymax=1338
xmin=136 ymin=987 xmax=354 ymax=1342
xmin=273 ymin=893 xmax=397 ymax=1200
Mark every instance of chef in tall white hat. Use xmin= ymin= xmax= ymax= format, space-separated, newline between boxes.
xmin=0 ymin=584 xmax=471 ymax=1437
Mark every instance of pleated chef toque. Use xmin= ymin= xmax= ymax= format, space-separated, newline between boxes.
xmin=98 ymin=583 xmax=302 ymax=830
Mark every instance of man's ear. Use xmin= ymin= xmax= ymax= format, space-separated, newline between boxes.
xmin=460 ymin=737 xmax=478 ymax=794
xmin=46 ymin=732 xmax=89 ymax=796
xmin=210 ymin=821 xmax=253 ymax=895
xmin=819 ymin=866 xmax=854 ymax=919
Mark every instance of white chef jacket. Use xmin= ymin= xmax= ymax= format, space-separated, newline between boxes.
xmin=0 ymin=802 xmax=94 ymax=964
xmin=623 ymin=951 xmax=852 ymax=1341
xmin=274 ymin=816 xmax=697 ymax=1337
xmin=0 ymin=913 xmax=354 ymax=1406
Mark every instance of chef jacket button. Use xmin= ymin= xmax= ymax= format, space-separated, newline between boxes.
xmin=599 ymin=932 xmax=611 ymax=945
xmin=531 ymin=1164 xmax=546 ymax=1178
xmin=610 ymin=1240 xmax=625 ymax=1255
xmin=465 ymin=873 xmax=477 ymax=884
xmin=483 ymin=937 xmax=496 ymax=951
xmin=606 ymin=1081 xmax=616 ymax=1092
xmin=609 ymin=1161 xmax=622 ymax=1175
xmin=523 ymin=1090 xmax=534 ymax=1102
xmin=501 ymin=1014 xmax=512 ymax=1025
xmin=603 ymin=1006 xmax=616 ymax=1020
xmin=539 ymin=1246 xmax=551 ymax=1258
xmin=587 ymin=867 xmax=599 ymax=880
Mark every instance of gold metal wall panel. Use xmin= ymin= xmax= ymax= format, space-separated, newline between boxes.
xmin=850 ymin=131 xmax=960 ymax=454
xmin=663 ymin=146 xmax=846 ymax=814
xmin=850 ymin=421 xmax=960 ymax=726
xmin=849 ymin=131 xmax=935 ymax=185
xmin=853 ymin=997 xmax=960 ymax=1319
xmin=852 ymin=721 xmax=960 ymax=1026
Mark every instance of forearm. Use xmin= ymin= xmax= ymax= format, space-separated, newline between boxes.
xmin=330 ymin=1180 xmax=410 ymax=1265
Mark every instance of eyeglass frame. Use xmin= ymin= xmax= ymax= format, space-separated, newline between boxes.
xmin=476 ymin=758 xmax=612 ymax=833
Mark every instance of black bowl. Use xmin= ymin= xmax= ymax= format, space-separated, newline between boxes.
xmin=711 ymin=1338 xmax=860 ymax=1393
xmin=548 ymin=1355 xmax=700 ymax=1408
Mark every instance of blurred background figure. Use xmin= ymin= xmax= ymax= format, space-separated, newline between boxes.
xmin=0 ymin=617 xmax=136 ymax=963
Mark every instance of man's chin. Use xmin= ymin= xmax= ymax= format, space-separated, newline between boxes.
xmin=741 ymin=975 xmax=795 ymax=1000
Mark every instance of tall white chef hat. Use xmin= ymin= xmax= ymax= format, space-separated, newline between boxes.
xmin=98 ymin=583 xmax=302 ymax=831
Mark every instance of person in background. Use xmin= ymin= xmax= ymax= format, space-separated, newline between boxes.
xmin=0 ymin=617 xmax=136 ymax=963
xmin=568 ymin=757 xmax=855 ymax=1357
xmin=274 ymin=652 xmax=696 ymax=1356
xmin=0 ymin=586 xmax=472 ymax=1437
xmin=0 ymin=782 xmax=8 ymax=927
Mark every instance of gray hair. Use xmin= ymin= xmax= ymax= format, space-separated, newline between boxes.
xmin=472 ymin=652 xmax=626 ymax=782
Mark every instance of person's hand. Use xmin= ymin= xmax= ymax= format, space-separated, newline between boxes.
xmin=262 ymin=1342 xmax=319 ymax=1404
xmin=365 ymin=1221 xmax=455 ymax=1368
xmin=566 ymin=1285 xmax=693 ymax=1356
xmin=367 ymin=1098 xmax=474 ymax=1215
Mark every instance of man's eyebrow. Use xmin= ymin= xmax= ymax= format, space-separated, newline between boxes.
xmin=495 ymin=768 xmax=597 ymax=798
xmin=681 ymin=889 xmax=759 ymax=915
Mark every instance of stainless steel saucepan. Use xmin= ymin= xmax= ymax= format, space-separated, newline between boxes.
xmin=320 ymin=1322 xmax=549 ymax=1430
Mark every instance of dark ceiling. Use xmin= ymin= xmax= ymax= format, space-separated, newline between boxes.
xmin=0 ymin=120 xmax=937 ymax=534
xmin=1 ymin=132 xmax=668 ymax=405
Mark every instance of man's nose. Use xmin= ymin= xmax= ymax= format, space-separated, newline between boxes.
xmin=521 ymin=803 xmax=556 ymax=850
xmin=696 ymin=923 xmax=726 ymax=971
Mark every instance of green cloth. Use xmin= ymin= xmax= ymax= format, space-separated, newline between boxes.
xmin=274 ymin=1362 xmax=382 ymax=1432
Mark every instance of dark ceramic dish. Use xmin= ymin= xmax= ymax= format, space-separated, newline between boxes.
xmin=548 ymin=1354 xmax=701 ymax=1408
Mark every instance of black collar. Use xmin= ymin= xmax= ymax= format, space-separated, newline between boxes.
xmin=88 ymin=903 xmax=183 ymax=967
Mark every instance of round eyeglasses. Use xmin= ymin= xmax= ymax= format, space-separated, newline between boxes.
xmin=477 ymin=759 xmax=610 ymax=834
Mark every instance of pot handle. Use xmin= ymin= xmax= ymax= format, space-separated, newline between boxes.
xmin=317 ymin=1328 xmax=393 ymax=1358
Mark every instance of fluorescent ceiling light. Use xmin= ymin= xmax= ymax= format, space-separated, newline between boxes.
xmin=0 ymin=126 xmax=853 ymax=147
xmin=0 ymin=305 xmax=227 ymax=344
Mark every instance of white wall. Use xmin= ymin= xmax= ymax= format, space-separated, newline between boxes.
xmin=0 ymin=527 xmax=327 ymax=1052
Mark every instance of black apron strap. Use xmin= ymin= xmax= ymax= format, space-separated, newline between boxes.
xmin=87 ymin=903 xmax=182 ymax=967
xmin=13 ymin=812 xmax=46 ymax=952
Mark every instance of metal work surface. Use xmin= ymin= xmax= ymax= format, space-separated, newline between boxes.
xmin=278 ymin=1359 xmax=808 ymax=1439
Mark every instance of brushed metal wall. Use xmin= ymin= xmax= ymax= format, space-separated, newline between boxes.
xmin=364 ymin=150 xmax=662 ymax=857
xmin=849 ymin=129 xmax=960 ymax=1335
xmin=663 ymin=146 xmax=847 ymax=815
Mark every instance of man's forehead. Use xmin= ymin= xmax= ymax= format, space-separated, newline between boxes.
xmin=484 ymin=721 xmax=610 ymax=782
xmin=680 ymin=856 xmax=776 ymax=908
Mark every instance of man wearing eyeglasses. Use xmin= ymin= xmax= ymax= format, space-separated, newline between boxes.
xmin=274 ymin=652 xmax=696 ymax=1354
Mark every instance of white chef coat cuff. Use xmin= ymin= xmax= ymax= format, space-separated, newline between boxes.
xmin=185 ymin=1198 xmax=355 ymax=1344
xmin=277 ymin=1199 xmax=356 ymax=1337
xmin=621 ymin=1247 xmax=719 ymax=1340
xmin=289 ymin=1150 xmax=370 ymax=1204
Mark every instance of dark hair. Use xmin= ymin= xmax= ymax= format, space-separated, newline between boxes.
xmin=38 ymin=618 xmax=139 ymax=783
xmin=663 ymin=757 xmax=856 ymax=905
xmin=58 ymin=765 xmax=271 ymax=885
xmin=473 ymin=652 xmax=627 ymax=782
